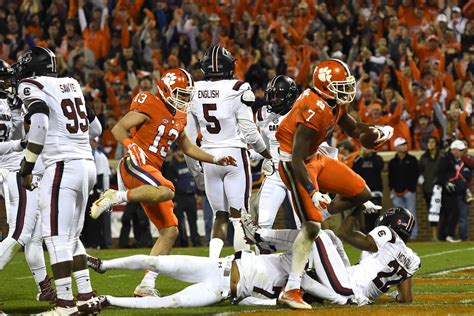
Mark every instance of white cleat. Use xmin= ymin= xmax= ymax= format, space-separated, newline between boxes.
xmin=35 ymin=306 xmax=78 ymax=316
xmin=90 ymin=189 xmax=120 ymax=219
xmin=133 ymin=285 xmax=160 ymax=297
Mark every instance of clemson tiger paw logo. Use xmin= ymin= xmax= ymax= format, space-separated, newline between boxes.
xmin=317 ymin=66 xmax=332 ymax=82
xmin=162 ymin=73 xmax=177 ymax=86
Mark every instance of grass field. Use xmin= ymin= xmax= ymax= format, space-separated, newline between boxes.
xmin=1 ymin=242 xmax=473 ymax=315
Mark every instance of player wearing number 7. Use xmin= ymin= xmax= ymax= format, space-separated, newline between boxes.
xmin=275 ymin=59 xmax=394 ymax=309
xmin=91 ymin=68 xmax=236 ymax=297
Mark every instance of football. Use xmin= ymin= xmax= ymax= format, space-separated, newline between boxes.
xmin=359 ymin=128 xmax=379 ymax=149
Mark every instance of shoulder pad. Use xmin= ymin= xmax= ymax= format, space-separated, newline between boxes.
xmin=241 ymin=89 xmax=255 ymax=107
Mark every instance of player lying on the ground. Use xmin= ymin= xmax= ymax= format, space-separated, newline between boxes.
xmin=242 ymin=206 xmax=420 ymax=305
xmin=85 ymin=206 xmax=419 ymax=310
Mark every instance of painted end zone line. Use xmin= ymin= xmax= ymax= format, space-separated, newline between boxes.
xmin=420 ymin=247 xmax=474 ymax=258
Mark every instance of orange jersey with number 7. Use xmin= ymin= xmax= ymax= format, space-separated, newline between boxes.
xmin=276 ymin=88 xmax=346 ymax=158
xmin=128 ymin=91 xmax=187 ymax=169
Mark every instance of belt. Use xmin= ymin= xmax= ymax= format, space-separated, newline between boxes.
xmin=220 ymin=259 xmax=232 ymax=299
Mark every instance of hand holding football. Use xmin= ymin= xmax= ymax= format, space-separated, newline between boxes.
xmin=359 ymin=128 xmax=379 ymax=149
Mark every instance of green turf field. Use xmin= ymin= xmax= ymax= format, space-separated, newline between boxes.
xmin=1 ymin=242 xmax=473 ymax=315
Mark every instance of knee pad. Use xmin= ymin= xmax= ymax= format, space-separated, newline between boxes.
xmin=44 ymin=235 xmax=73 ymax=265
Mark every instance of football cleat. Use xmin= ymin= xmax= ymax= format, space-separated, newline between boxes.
xmin=278 ymin=289 xmax=312 ymax=309
xmin=77 ymin=294 xmax=108 ymax=314
xmin=36 ymin=299 xmax=78 ymax=315
xmin=87 ymin=255 xmax=106 ymax=274
xmin=239 ymin=208 xmax=259 ymax=245
xmin=133 ymin=285 xmax=160 ymax=297
xmin=36 ymin=276 xmax=57 ymax=303
xmin=90 ymin=189 xmax=120 ymax=219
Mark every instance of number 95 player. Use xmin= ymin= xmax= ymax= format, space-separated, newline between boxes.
xmin=276 ymin=59 xmax=393 ymax=309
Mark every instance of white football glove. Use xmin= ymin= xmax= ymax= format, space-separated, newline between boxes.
xmin=417 ymin=175 xmax=425 ymax=185
xmin=445 ymin=182 xmax=456 ymax=193
xmin=371 ymin=125 xmax=394 ymax=145
xmin=361 ymin=200 xmax=382 ymax=214
xmin=261 ymin=159 xmax=275 ymax=176
xmin=127 ymin=143 xmax=148 ymax=166
xmin=311 ymin=191 xmax=331 ymax=212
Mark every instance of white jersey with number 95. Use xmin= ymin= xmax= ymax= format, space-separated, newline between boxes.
xmin=17 ymin=76 xmax=93 ymax=167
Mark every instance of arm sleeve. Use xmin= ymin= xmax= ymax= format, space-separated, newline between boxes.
xmin=236 ymin=102 xmax=267 ymax=153
xmin=28 ymin=113 xmax=49 ymax=146
xmin=89 ymin=117 xmax=103 ymax=139
xmin=0 ymin=140 xmax=23 ymax=154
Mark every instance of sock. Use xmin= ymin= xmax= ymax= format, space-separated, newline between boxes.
xmin=286 ymin=273 xmax=303 ymax=291
xmin=116 ymin=190 xmax=129 ymax=203
xmin=230 ymin=218 xmax=250 ymax=252
xmin=73 ymin=269 xmax=93 ymax=295
xmin=102 ymin=255 xmax=151 ymax=271
xmin=209 ymin=238 xmax=224 ymax=258
xmin=55 ymin=277 xmax=74 ymax=301
xmin=140 ymin=271 xmax=158 ymax=288
xmin=284 ymin=228 xmax=317 ymax=291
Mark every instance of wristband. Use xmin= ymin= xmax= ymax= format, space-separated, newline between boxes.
xmin=19 ymin=158 xmax=35 ymax=177
xmin=123 ymin=138 xmax=132 ymax=148
xmin=305 ymin=183 xmax=316 ymax=194
xmin=25 ymin=148 xmax=39 ymax=163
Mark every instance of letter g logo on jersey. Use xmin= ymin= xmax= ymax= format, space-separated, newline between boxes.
xmin=162 ymin=73 xmax=177 ymax=86
xmin=317 ymin=66 xmax=332 ymax=82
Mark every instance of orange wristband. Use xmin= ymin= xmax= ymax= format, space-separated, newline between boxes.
xmin=122 ymin=138 xmax=132 ymax=148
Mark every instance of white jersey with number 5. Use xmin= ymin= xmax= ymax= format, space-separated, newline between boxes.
xmin=17 ymin=76 xmax=93 ymax=167
xmin=347 ymin=226 xmax=421 ymax=300
xmin=187 ymin=79 xmax=266 ymax=152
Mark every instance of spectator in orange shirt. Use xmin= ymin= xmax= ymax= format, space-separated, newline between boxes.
xmin=413 ymin=114 xmax=441 ymax=150
xmin=78 ymin=0 xmax=110 ymax=62
xmin=412 ymin=33 xmax=445 ymax=70
xmin=104 ymin=58 xmax=126 ymax=85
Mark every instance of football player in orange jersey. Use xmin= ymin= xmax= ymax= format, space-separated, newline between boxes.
xmin=91 ymin=68 xmax=236 ymax=297
xmin=275 ymin=59 xmax=393 ymax=309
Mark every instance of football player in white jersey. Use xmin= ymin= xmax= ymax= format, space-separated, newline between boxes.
xmin=0 ymin=60 xmax=56 ymax=302
xmin=86 ymin=248 xmax=290 ymax=309
xmin=242 ymin=206 xmax=420 ymax=305
xmin=253 ymin=75 xmax=299 ymax=229
xmin=186 ymin=45 xmax=272 ymax=258
xmin=16 ymin=46 xmax=102 ymax=315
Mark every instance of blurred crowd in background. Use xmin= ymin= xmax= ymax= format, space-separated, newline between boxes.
xmin=1 ymin=0 xmax=473 ymax=246
xmin=1 ymin=0 xmax=473 ymax=156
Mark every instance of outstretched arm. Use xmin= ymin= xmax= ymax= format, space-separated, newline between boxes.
xmin=111 ymin=111 xmax=148 ymax=145
xmin=338 ymin=112 xmax=371 ymax=138
xmin=176 ymin=131 xmax=236 ymax=166
xmin=337 ymin=207 xmax=378 ymax=252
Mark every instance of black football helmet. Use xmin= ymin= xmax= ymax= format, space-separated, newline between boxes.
xmin=265 ymin=75 xmax=298 ymax=115
xmin=14 ymin=46 xmax=58 ymax=81
xmin=200 ymin=45 xmax=235 ymax=79
xmin=0 ymin=60 xmax=14 ymax=99
xmin=376 ymin=207 xmax=415 ymax=242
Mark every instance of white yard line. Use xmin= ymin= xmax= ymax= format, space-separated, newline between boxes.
xmin=107 ymin=274 xmax=127 ymax=278
xmin=429 ymin=265 xmax=474 ymax=276
xmin=15 ymin=276 xmax=33 ymax=280
xmin=420 ymin=247 xmax=474 ymax=258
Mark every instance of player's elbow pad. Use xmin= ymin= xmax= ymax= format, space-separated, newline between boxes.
xmin=25 ymin=99 xmax=49 ymax=117
xmin=241 ymin=90 xmax=255 ymax=107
